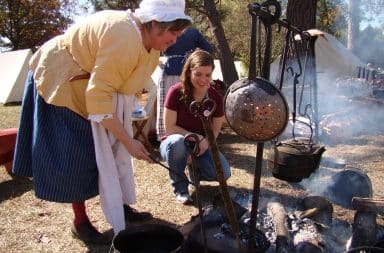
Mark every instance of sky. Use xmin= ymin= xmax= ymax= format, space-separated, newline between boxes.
xmin=73 ymin=0 xmax=382 ymax=28
xmin=73 ymin=0 xmax=93 ymax=23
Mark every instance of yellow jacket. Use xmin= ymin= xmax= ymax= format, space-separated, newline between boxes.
xmin=30 ymin=10 xmax=160 ymax=118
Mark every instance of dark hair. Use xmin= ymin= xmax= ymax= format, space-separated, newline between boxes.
xmin=180 ymin=49 xmax=215 ymax=105
xmin=142 ymin=19 xmax=191 ymax=33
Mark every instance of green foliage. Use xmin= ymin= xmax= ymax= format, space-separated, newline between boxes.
xmin=216 ymin=0 xmax=286 ymax=73
xmin=85 ymin=0 xmax=383 ymax=72
xmin=317 ymin=0 xmax=347 ymax=41
xmin=0 ymin=0 xmax=74 ymax=51
xmin=217 ymin=1 xmax=250 ymax=61
xmin=89 ymin=0 xmax=140 ymax=11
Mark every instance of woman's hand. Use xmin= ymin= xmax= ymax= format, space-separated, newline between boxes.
xmin=197 ymin=137 xmax=209 ymax=156
xmin=125 ymin=138 xmax=152 ymax=162
xmin=100 ymin=115 xmax=152 ymax=163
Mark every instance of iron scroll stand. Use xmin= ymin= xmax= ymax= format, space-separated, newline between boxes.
xmin=246 ymin=1 xmax=313 ymax=253
xmin=185 ymin=1 xmax=316 ymax=252
xmin=246 ymin=2 xmax=279 ymax=253
xmin=189 ymin=99 xmax=244 ymax=253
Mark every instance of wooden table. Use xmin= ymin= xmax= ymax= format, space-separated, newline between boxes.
xmin=132 ymin=115 xmax=152 ymax=149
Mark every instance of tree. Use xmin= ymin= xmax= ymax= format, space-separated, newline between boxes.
xmin=186 ymin=0 xmax=239 ymax=84
xmin=347 ymin=0 xmax=360 ymax=53
xmin=0 ymin=0 xmax=74 ymax=51
xmin=347 ymin=0 xmax=384 ymax=56
xmin=89 ymin=0 xmax=139 ymax=11
xmin=317 ymin=0 xmax=347 ymax=40
xmin=286 ymin=0 xmax=317 ymax=75
xmin=286 ymin=0 xmax=319 ymax=139
xmin=287 ymin=0 xmax=316 ymax=30
xmin=202 ymin=0 xmax=238 ymax=85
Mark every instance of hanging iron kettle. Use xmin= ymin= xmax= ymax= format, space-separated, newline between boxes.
xmin=267 ymin=120 xmax=326 ymax=182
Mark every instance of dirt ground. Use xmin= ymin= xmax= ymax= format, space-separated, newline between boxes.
xmin=1 ymin=105 xmax=383 ymax=252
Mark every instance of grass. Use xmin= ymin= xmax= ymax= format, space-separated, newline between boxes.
xmin=1 ymin=103 xmax=384 ymax=252
xmin=0 ymin=104 xmax=21 ymax=129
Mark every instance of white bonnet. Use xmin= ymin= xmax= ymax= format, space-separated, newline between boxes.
xmin=135 ymin=0 xmax=192 ymax=23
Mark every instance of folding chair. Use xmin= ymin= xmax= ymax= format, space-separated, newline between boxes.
xmin=132 ymin=84 xmax=157 ymax=149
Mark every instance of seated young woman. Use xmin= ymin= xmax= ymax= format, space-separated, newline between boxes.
xmin=159 ymin=49 xmax=231 ymax=204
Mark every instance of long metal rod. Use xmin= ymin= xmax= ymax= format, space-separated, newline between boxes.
xmin=200 ymin=118 xmax=243 ymax=253
xmin=190 ymin=99 xmax=243 ymax=253
xmin=184 ymin=133 xmax=208 ymax=253
xmin=149 ymin=154 xmax=193 ymax=185
xmin=247 ymin=142 xmax=264 ymax=253
xmin=276 ymin=30 xmax=292 ymax=90
xmin=248 ymin=13 xmax=258 ymax=81
xmin=247 ymin=2 xmax=276 ymax=252
xmin=190 ymin=164 xmax=208 ymax=253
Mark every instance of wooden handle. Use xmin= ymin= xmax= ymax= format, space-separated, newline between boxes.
xmin=352 ymin=197 xmax=384 ymax=215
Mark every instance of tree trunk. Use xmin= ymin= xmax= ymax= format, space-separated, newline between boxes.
xmin=204 ymin=0 xmax=238 ymax=86
xmin=347 ymin=0 xmax=360 ymax=54
xmin=286 ymin=0 xmax=319 ymax=141
xmin=287 ymin=0 xmax=316 ymax=30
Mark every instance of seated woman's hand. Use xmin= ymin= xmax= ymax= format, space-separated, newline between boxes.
xmin=197 ymin=137 xmax=209 ymax=156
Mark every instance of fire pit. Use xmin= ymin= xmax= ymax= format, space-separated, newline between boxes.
xmin=184 ymin=201 xmax=271 ymax=253
xmin=186 ymin=220 xmax=270 ymax=253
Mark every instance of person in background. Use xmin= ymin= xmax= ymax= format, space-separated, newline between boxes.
xmin=156 ymin=27 xmax=213 ymax=141
xmin=160 ymin=49 xmax=231 ymax=204
xmin=12 ymin=0 xmax=191 ymax=244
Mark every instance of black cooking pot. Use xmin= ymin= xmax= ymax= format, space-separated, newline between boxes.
xmin=112 ymin=224 xmax=184 ymax=253
xmin=267 ymin=137 xmax=326 ymax=182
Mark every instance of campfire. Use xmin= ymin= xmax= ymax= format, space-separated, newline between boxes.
xmin=181 ymin=191 xmax=384 ymax=253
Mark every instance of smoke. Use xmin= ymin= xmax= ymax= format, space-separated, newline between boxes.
xmin=269 ymin=23 xmax=384 ymax=144
xmin=316 ymin=73 xmax=384 ymax=144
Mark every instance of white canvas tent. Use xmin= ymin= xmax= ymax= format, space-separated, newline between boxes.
xmin=212 ymin=60 xmax=246 ymax=81
xmin=270 ymin=32 xmax=365 ymax=140
xmin=0 ymin=49 xmax=32 ymax=104
xmin=270 ymin=32 xmax=363 ymax=85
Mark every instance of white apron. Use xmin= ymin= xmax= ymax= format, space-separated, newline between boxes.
xmin=91 ymin=93 xmax=136 ymax=234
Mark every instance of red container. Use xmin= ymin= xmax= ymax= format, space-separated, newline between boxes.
xmin=0 ymin=128 xmax=18 ymax=174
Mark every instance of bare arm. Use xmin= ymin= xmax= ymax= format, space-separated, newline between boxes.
xmin=211 ymin=116 xmax=225 ymax=139
xmin=164 ymin=107 xmax=207 ymax=155
xmin=163 ymin=108 xmax=201 ymax=137
xmin=100 ymin=115 xmax=151 ymax=162
xmin=194 ymin=116 xmax=224 ymax=155
xmin=164 ymin=107 xmax=225 ymax=156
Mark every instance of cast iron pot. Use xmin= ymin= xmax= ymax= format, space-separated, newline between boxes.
xmin=112 ymin=224 xmax=184 ymax=253
xmin=267 ymin=138 xmax=326 ymax=182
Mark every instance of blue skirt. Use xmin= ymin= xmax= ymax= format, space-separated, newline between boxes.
xmin=12 ymin=72 xmax=98 ymax=203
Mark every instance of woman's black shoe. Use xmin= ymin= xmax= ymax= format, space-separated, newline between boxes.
xmin=71 ymin=220 xmax=112 ymax=245
xmin=123 ymin=205 xmax=153 ymax=222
